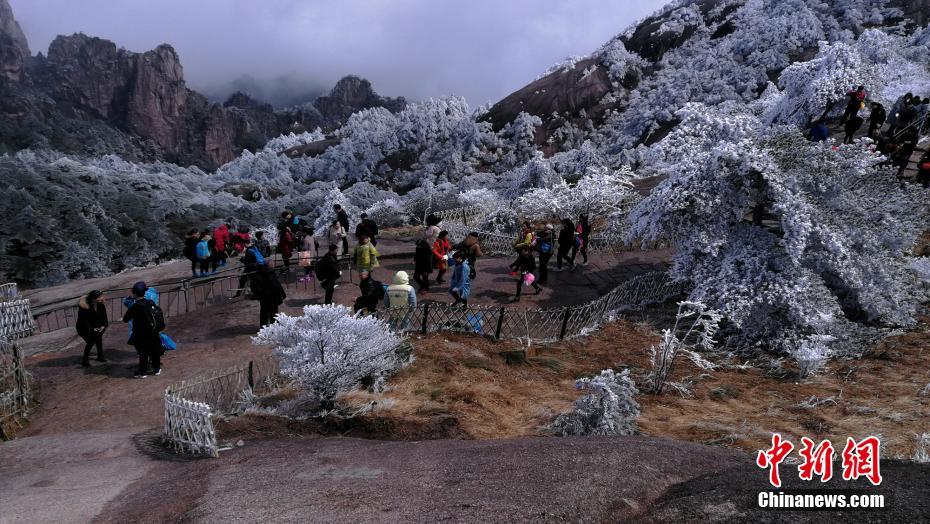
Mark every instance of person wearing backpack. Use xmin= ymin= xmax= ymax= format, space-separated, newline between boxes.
xmin=536 ymin=225 xmax=555 ymax=284
xmin=122 ymin=281 xmax=165 ymax=378
xmin=235 ymin=237 xmax=267 ymax=298
xmin=353 ymin=234 xmax=380 ymax=276
xmin=354 ymin=270 xmax=384 ymax=314
xmin=571 ymin=214 xmax=591 ymax=266
xmin=316 ymin=244 xmax=342 ymax=304
xmin=196 ymin=232 xmax=212 ymax=276
xmin=76 ymin=290 xmax=108 ymax=366
xmin=509 ymin=246 xmax=542 ymax=302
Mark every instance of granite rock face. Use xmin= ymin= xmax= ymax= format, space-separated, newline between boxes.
xmin=0 ymin=0 xmax=405 ymax=169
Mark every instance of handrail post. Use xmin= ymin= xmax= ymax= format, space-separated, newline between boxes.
xmin=559 ymin=307 xmax=571 ymax=341
xmin=495 ymin=307 xmax=505 ymax=340
xmin=421 ymin=303 xmax=430 ymax=335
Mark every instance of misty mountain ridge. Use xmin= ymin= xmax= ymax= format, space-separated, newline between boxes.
xmin=0 ymin=0 xmax=406 ymax=170
xmin=202 ymin=73 xmax=327 ymax=110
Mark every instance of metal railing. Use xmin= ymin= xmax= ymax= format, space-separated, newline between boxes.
xmin=373 ymin=270 xmax=686 ymax=343
xmin=30 ymin=256 xmax=357 ymax=335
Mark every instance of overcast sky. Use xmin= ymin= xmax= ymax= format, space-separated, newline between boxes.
xmin=10 ymin=0 xmax=668 ymax=106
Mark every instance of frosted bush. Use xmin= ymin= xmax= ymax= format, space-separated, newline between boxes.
xmin=549 ymin=369 xmax=640 ymax=437
xmin=648 ymin=301 xmax=721 ymax=394
xmin=253 ymin=304 xmax=406 ymax=407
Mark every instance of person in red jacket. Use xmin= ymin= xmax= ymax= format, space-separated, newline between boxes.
xmin=432 ymin=230 xmax=452 ymax=284
xmin=278 ymin=227 xmax=295 ymax=269
xmin=213 ymin=223 xmax=232 ymax=267
xmin=840 ymin=85 xmax=867 ymax=125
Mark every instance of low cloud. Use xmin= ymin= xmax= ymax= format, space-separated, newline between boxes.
xmin=11 ymin=0 xmax=669 ymax=106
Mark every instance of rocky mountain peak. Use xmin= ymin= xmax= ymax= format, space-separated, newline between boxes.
xmin=0 ymin=0 xmax=29 ymax=81
xmin=0 ymin=0 xmax=28 ymax=55
xmin=313 ymin=75 xmax=406 ymax=126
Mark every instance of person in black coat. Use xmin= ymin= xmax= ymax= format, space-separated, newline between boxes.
xmin=334 ymin=204 xmax=350 ymax=255
xmin=868 ymin=103 xmax=886 ymax=137
xmin=353 ymin=270 xmax=383 ymax=314
xmin=76 ymin=290 xmax=108 ymax=366
xmin=556 ymin=218 xmax=576 ymax=270
xmin=315 ymin=244 xmax=342 ymax=304
xmin=844 ymin=115 xmax=864 ymax=144
xmin=509 ymin=247 xmax=541 ymax=302
xmin=412 ymin=239 xmax=434 ymax=292
xmin=251 ymin=266 xmax=287 ymax=328
xmin=183 ymin=229 xmax=199 ymax=277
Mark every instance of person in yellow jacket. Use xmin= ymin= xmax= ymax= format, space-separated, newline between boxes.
xmin=513 ymin=221 xmax=535 ymax=252
xmin=353 ymin=234 xmax=380 ymax=275
xmin=384 ymin=270 xmax=417 ymax=330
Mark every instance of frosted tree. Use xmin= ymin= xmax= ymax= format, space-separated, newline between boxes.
xmin=630 ymin=103 xmax=930 ymax=371
xmin=505 ymin=151 xmax=561 ymax=198
xmin=515 ymin=165 xmax=637 ymax=221
xmin=253 ymin=304 xmax=406 ymax=407
xmin=364 ymin=198 xmax=408 ymax=228
xmin=313 ymin=187 xmax=360 ymax=235
xmin=458 ymin=188 xmax=507 ymax=216
xmin=549 ymin=369 xmax=640 ymax=437
xmin=766 ymin=40 xmax=878 ymax=125
xmin=648 ymin=301 xmax=721 ymax=394
xmin=498 ymin=112 xmax=542 ymax=169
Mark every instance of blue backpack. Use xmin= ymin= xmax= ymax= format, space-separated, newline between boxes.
xmin=196 ymin=240 xmax=210 ymax=259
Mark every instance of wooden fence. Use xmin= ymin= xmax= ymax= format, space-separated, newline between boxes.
xmin=163 ymin=356 xmax=278 ymax=457
xmin=0 ymin=337 xmax=31 ymax=439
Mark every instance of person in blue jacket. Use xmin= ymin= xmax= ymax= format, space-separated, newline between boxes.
xmin=449 ymin=251 xmax=472 ymax=308
xmin=196 ymin=232 xmax=212 ymax=276
xmin=808 ymin=120 xmax=829 ymax=142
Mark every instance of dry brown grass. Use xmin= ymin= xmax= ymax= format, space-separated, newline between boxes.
xmin=341 ymin=314 xmax=930 ymax=459
xmin=340 ymin=322 xmax=659 ymax=439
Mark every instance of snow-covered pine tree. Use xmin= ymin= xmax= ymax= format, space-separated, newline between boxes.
xmin=630 ymin=102 xmax=930 ymax=373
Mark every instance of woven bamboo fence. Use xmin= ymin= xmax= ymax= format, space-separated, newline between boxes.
xmin=0 ymin=337 xmax=32 ymax=439
xmin=0 ymin=298 xmax=36 ymax=341
xmin=0 ymin=283 xmax=19 ymax=302
xmin=163 ymin=356 xmax=279 ymax=457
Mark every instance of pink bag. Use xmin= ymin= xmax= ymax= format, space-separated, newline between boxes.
xmin=523 ymin=272 xmax=535 ymax=286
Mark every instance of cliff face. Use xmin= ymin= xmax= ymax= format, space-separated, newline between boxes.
xmin=0 ymin=0 xmax=405 ymax=169
xmin=0 ymin=0 xmax=28 ymax=81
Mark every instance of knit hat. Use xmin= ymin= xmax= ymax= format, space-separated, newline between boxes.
xmin=392 ymin=271 xmax=410 ymax=285
xmin=132 ymin=281 xmax=148 ymax=297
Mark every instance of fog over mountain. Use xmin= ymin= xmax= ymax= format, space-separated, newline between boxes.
xmin=9 ymin=0 xmax=667 ymax=106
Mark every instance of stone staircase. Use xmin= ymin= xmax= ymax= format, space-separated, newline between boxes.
xmin=899 ymin=139 xmax=929 ymax=182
